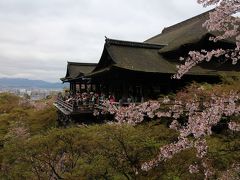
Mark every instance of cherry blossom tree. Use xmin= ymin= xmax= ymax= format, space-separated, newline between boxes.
xmin=174 ymin=0 xmax=240 ymax=79
xmin=96 ymin=85 xmax=240 ymax=179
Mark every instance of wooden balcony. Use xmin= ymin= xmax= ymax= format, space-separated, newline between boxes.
xmin=54 ymin=97 xmax=141 ymax=116
xmin=53 ymin=97 xmax=94 ymax=115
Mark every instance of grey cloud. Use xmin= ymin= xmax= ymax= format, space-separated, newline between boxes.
xmin=0 ymin=0 xmax=212 ymax=82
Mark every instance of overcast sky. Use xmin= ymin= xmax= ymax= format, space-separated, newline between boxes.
xmin=0 ymin=0 xmax=212 ymax=82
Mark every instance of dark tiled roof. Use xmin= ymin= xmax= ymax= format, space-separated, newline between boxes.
xmin=61 ymin=62 xmax=97 ymax=82
xmin=145 ymin=9 xmax=235 ymax=53
xmin=88 ymin=38 xmax=239 ymax=77
xmin=106 ymin=40 xmax=175 ymax=73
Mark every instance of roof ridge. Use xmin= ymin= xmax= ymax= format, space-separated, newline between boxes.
xmin=145 ymin=9 xmax=214 ymax=42
xmin=162 ymin=9 xmax=213 ymax=34
xmin=67 ymin=61 xmax=98 ymax=66
xmin=105 ymin=38 xmax=166 ymax=49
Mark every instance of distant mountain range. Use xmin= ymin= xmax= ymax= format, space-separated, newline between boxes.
xmin=0 ymin=78 xmax=67 ymax=89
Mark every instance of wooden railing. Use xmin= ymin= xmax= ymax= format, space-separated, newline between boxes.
xmin=55 ymin=97 xmax=147 ymax=114
xmin=56 ymin=97 xmax=75 ymax=112
xmin=55 ymin=97 xmax=96 ymax=113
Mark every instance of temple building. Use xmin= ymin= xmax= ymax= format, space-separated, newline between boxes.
xmin=60 ymin=62 xmax=97 ymax=93
xmin=54 ymin=10 xmax=239 ymax=124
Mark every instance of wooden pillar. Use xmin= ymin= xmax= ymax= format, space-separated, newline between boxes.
xmin=84 ymin=83 xmax=86 ymax=92
xmin=72 ymin=82 xmax=76 ymax=94
xmin=96 ymin=84 xmax=100 ymax=94
xmin=70 ymin=82 xmax=73 ymax=91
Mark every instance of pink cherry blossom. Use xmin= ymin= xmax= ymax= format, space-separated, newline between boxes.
xmin=174 ymin=0 xmax=240 ymax=79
